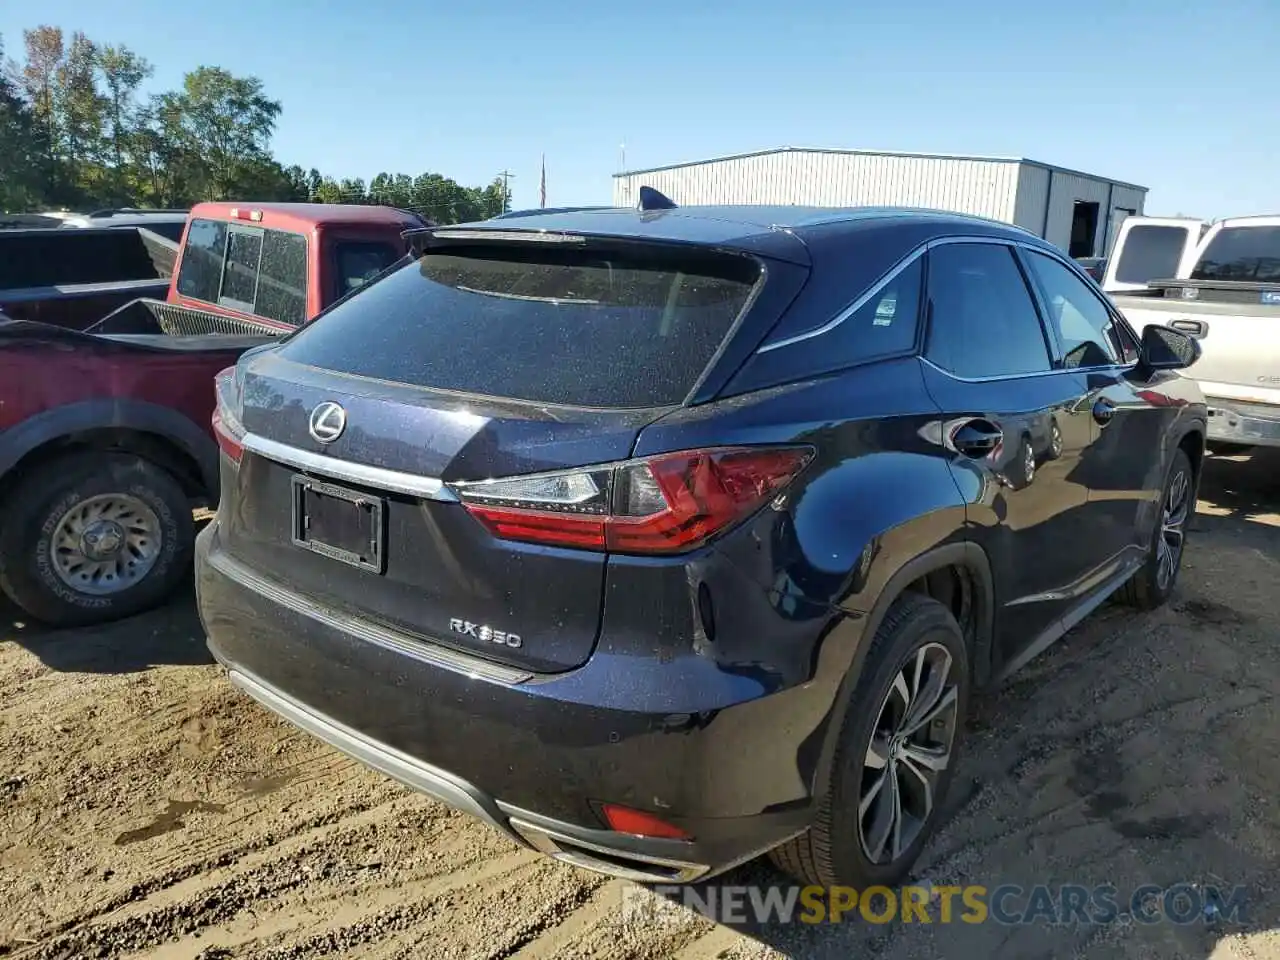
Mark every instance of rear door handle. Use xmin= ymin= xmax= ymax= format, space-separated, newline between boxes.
xmin=1093 ymin=398 xmax=1116 ymax=426
xmin=951 ymin=420 xmax=1003 ymax=457
xmin=1170 ymin=319 xmax=1208 ymax=338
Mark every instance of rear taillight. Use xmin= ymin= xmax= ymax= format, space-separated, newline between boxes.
xmin=453 ymin=446 xmax=812 ymax=555
xmin=212 ymin=366 xmax=245 ymax=465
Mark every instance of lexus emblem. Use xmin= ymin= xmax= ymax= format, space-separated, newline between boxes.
xmin=308 ymin=401 xmax=347 ymax=443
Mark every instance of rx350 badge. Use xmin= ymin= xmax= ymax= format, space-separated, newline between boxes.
xmin=449 ymin=618 xmax=523 ymax=649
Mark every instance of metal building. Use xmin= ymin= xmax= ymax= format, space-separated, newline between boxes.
xmin=612 ymin=147 xmax=1147 ymax=258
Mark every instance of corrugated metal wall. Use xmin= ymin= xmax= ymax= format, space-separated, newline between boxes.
xmin=1013 ymin=164 xmax=1147 ymax=254
xmin=612 ymin=150 xmax=1146 ymax=255
xmin=612 ymin=151 xmax=1020 ymax=221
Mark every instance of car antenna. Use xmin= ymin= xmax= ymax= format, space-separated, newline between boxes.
xmin=637 ymin=186 xmax=677 ymax=211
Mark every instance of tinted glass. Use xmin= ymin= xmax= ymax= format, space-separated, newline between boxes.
xmin=334 ymin=241 xmax=400 ymax=298
xmin=220 ymin=229 xmax=261 ymax=306
xmin=143 ymin=221 xmax=186 ymax=243
xmin=1191 ymin=226 xmax=1280 ymax=283
xmin=1024 ymin=251 xmax=1132 ymax=367
xmin=1114 ymin=225 xmax=1190 ymax=284
xmin=255 ymin=229 xmax=308 ymax=326
xmin=926 ymin=244 xmax=1050 ymax=378
xmin=824 ymin=258 xmax=922 ymax=362
xmin=279 ymin=245 xmax=760 ymax=407
xmin=175 ymin=218 xmax=226 ymax=303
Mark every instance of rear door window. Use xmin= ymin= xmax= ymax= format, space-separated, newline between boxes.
xmin=279 ymin=243 xmax=761 ymax=407
xmin=925 ymin=243 xmax=1052 ymax=379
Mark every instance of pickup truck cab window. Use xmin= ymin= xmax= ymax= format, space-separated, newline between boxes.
xmin=925 ymin=242 xmax=1052 ymax=379
xmin=1191 ymin=225 xmax=1280 ymax=282
xmin=332 ymin=241 xmax=401 ymax=302
xmin=1023 ymin=250 xmax=1135 ymax=368
xmin=175 ymin=217 xmax=308 ymax=327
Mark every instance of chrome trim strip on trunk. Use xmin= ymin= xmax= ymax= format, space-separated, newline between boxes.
xmin=207 ymin=547 xmax=533 ymax=685
xmin=241 ymin=432 xmax=458 ymax=501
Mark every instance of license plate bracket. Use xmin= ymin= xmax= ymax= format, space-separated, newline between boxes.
xmin=291 ymin=475 xmax=385 ymax=574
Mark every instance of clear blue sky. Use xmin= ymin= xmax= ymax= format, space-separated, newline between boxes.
xmin=3 ymin=0 xmax=1274 ymax=217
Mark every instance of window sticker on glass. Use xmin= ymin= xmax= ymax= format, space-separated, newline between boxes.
xmin=874 ymin=295 xmax=897 ymax=326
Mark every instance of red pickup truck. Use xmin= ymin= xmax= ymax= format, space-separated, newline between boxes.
xmin=0 ymin=203 xmax=422 ymax=626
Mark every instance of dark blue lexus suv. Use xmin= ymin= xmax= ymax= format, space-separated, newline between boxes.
xmin=197 ymin=201 xmax=1205 ymax=888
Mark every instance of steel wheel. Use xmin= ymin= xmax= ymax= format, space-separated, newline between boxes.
xmin=1156 ymin=466 xmax=1190 ymax=591
xmin=49 ymin=493 xmax=163 ymax=596
xmin=858 ymin=641 xmax=959 ymax=865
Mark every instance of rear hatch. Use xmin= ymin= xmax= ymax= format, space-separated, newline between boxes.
xmin=217 ymin=232 xmax=774 ymax=673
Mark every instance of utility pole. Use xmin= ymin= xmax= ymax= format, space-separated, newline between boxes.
xmin=497 ymin=170 xmax=515 ymax=214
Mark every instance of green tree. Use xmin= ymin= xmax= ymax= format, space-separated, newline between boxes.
xmin=159 ymin=66 xmax=281 ymax=200
xmin=21 ymin=25 xmax=63 ymax=201
xmin=0 ymin=34 xmax=39 ymax=210
xmin=96 ymin=43 xmax=150 ymax=201
xmin=56 ymin=31 xmax=106 ymax=200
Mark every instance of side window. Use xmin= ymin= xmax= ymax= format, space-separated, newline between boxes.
xmin=825 ymin=256 xmax=923 ymax=362
xmin=256 ymin=229 xmax=308 ymax=326
xmin=175 ymin=218 xmax=226 ymax=303
xmin=925 ymin=243 xmax=1051 ymax=378
xmin=1024 ymin=251 xmax=1133 ymax=368
xmin=332 ymin=241 xmax=400 ymax=303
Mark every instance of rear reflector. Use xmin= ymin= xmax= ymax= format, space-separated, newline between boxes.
xmin=454 ymin=446 xmax=812 ymax=555
xmin=212 ymin=366 xmax=245 ymax=465
xmin=599 ymin=803 xmax=693 ymax=840
xmin=212 ymin=409 xmax=244 ymax=464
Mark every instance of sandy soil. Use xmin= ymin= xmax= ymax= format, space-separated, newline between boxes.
xmin=2 ymin=451 xmax=1279 ymax=960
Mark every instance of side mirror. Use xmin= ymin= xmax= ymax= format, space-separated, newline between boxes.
xmin=1140 ymin=323 xmax=1201 ymax=371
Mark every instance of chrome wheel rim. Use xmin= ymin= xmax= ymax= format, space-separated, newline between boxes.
xmin=858 ymin=642 xmax=959 ymax=865
xmin=1023 ymin=442 xmax=1036 ymax=484
xmin=49 ymin=494 xmax=162 ymax=596
xmin=1050 ymin=423 xmax=1062 ymax=458
xmin=1156 ymin=468 xmax=1190 ymax=590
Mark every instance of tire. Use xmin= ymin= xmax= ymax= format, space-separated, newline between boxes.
xmin=0 ymin=452 xmax=194 ymax=627
xmin=1046 ymin=419 xmax=1063 ymax=461
xmin=769 ymin=592 xmax=970 ymax=887
xmin=1017 ymin=434 xmax=1036 ymax=488
xmin=1118 ymin=448 xmax=1194 ymax=611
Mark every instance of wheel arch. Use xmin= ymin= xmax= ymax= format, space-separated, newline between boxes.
xmin=0 ymin=400 xmax=217 ymax=504
xmin=810 ymin=540 xmax=994 ymax=801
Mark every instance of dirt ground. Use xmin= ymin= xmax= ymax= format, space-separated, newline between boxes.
xmin=3 ymin=451 xmax=1280 ymax=960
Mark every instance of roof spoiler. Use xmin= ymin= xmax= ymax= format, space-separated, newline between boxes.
xmin=637 ymin=186 xmax=677 ymax=212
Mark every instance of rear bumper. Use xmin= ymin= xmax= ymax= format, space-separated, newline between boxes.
xmin=195 ymin=524 xmax=826 ymax=882
xmin=1206 ymin=397 xmax=1280 ymax=447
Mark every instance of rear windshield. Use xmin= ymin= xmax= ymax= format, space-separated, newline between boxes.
xmin=1191 ymin=226 xmax=1280 ymax=283
xmin=1114 ymin=225 xmax=1190 ymax=284
xmin=278 ymin=242 xmax=761 ymax=407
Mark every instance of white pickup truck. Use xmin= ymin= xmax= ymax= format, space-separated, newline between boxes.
xmin=1108 ymin=215 xmax=1280 ymax=452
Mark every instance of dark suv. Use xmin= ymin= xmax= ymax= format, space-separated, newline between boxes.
xmin=197 ymin=204 xmax=1205 ymax=888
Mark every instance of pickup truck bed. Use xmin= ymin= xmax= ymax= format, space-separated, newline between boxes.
xmin=0 ymin=320 xmax=276 ymax=627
